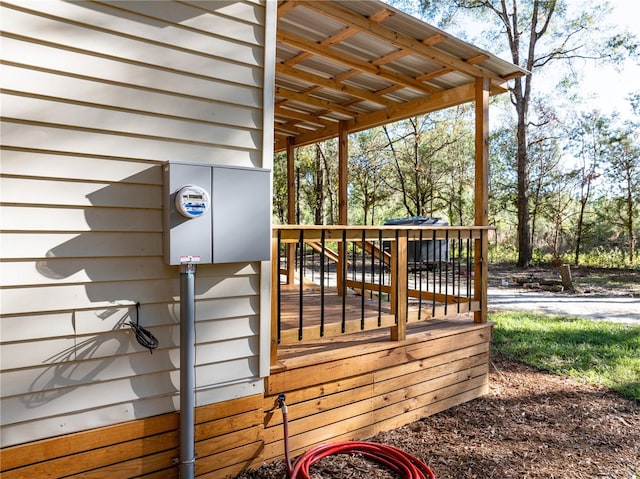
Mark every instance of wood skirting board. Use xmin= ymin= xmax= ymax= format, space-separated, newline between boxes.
xmin=1 ymin=320 xmax=492 ymax=479
xmin=263 ymin=319 xmax=492 ymax=463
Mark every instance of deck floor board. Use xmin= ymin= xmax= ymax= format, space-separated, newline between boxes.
xmin=278 ymin=283 xmax=392 ymax=329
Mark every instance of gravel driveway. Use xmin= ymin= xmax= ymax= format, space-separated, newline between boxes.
xmin=488 ymin=286 xmax=640 ymax=324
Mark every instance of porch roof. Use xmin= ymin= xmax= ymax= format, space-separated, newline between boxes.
xmin=274 ymin=0 xmax=528 ymax=152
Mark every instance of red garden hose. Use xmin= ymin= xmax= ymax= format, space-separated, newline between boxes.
xmin=277 ymin=395 xmax=436 ymax=479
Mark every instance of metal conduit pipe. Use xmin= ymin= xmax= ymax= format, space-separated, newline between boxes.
xmin=180 ymin=263 xmax=196 ymax=479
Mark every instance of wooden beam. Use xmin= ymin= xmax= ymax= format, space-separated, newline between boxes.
xmin=275 ymin=106 xmax=335 ymax=129
xmin=286 ymin=138 xmax=296 ymax=286
xmin=287 ymin=137 xmax=296 ymax=226
xmin=271 ymin=237 xmax=280 ymax=367
xmin=368 ymin=8 xmax=395 ymax=23
xmin=419 ymin=69 xmax=454 ymax=86
xmin=346 ymin=83 xmax=475 ymax=132
xmin=466 ymin=53 xmax=490 ymax=65
xmin=275 ymin=83 xmax=475 ymax=151
xmin=274 ymin=122 xmax=313 ymax=137
xmin=371 ymin=48 xmax=412 ymax=66
xmin=275 ymin=86 xmax=362 ymax=117
xmin=338 ymin=120 xmax=348 ymax=225
xmin=322 ymin=26 xmax=359 ymax=46
xmin=277 ymin=30 xmax=439 ymax=94
xmin=474 ymin=77 xmax=490 ymax=324
xmin=390 ymin=230 xmax=408 ymax=341
xmin=422 ymin=33 xmax=448 ymax=46
xmin=336 ymin=121 xmax=349 ymax=297
xmin=277 ymin=63 xmax=398 ymax=107
xmin=295 ymin=1 xmax=507 ymax=82
xmin=283 ymin=50 xmax=312 ymax=68
xmin=277 ymin=0 xmax=297 ymax=18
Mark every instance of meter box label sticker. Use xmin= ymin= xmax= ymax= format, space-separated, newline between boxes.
xmin=179 ymin=255 xmax=201 ymax=263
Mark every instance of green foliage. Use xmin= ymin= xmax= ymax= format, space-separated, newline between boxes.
xmin=378 ymin=107 xmax=476 ymax=223
xmin=349 ymin=129 xmax=395 ymax=225
xmin=562 ymin=246 xmax=640 ymax=269
xmin=491 ymin=312 xmax=640 ymax=402
xmin=530 ymin=247 xmax=548 ymax=265
xmin=272 ymin=151 xmax=289 ymax=224
xmin=488 ymin=241 xmax=518 ymax=263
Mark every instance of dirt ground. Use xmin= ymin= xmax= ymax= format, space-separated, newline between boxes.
xmin=487 ymin=263 xmax=640 ymax=297
xmin=235 ymin=265 xmax=639 ymax=479
xmin=237 ymin=354 xmax=639 ymax=479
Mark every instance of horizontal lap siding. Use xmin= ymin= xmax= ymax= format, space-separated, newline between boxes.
xmin=262 ymin=323 xmax=493 ymax=463
xmin=0 ymin=0 xmax=268 ymax=449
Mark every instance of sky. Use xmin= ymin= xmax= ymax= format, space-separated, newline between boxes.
xmin=388 ymin=0 xmax=639 ymax=121
xmin=578 ymin=0 xmax=639 ymax=119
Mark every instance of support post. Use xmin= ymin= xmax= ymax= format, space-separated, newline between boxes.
xmin=338 ymin=121 xmax=348 ymax=226
xmin=474 ymin=77 xmax=490 ymax=323
xmin=390 ymin=230 xmax=408 ymax=341
xmin=336 ymin=121 xmax=349 ymax=294
xmin=180 ymin=263 xmax=196 ymax=479
xmin=270 ymin=237 xmax=280 ymax=367
xmin=286 ymin=137 xmax=296 ymax=285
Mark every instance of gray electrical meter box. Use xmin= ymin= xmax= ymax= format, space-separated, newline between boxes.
xmin=163 ymin=162 xmax=271 ymax=265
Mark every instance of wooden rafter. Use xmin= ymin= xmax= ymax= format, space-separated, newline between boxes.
xmin=276 ymin=63 xmax=398 ymax=107
xmin=276 ymin=86 xmax=363 ymax=117
xmin=276 ymin=83 xmax=476 ymax=150
xmin=275 ymin=105 xmax=336 ymax=128
xmin=277 ymin=30 xmax=439 ymax=94
xmin=294 ymin=1 xmax=504 ymax=82
xmin=274 ymin=0 xmax=528 ymax=150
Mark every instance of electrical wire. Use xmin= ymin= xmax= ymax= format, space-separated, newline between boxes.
xmin=277 ymin=396 xmax=436 ymax=479
xmin=129 ymin=302 xmax=159 ymax=353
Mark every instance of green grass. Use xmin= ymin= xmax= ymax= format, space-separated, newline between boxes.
xmin=490 ymin=311 xmax=640 ymax=402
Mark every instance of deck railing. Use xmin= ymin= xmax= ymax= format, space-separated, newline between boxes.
xmin=271 ymin=225 xmax=489 ymax=364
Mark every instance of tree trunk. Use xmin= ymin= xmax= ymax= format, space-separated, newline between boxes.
xmin=574 ymin=198 xmax=586 ymax=265
xmin=320 ymin=145 xmax=336 ymax=225
xmin=516 ymin=92 xmax=531 ymax=268
xmin=625 ymin=171 xmax=635 ymax=263
xmin=314 ymin=146 xmax=324 ymax=225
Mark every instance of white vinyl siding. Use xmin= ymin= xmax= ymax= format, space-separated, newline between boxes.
xmin=0 ymin=0 xmax=271 ymax=448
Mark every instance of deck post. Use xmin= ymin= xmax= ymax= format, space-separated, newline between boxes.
xmin=270 ymin=237 xmax=280 ymax=366
xmin=338 ymin=121 xmax=348 ymax=225
xmin=474 ymin=77 xmax=490 ymax=323
xmin=336 ymin=121 xmax=349 ymax=294
xmin=390 ymin=230 xmax=408 ymax=340
xmin=286 ymin=137 xmax=296 ymax=285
